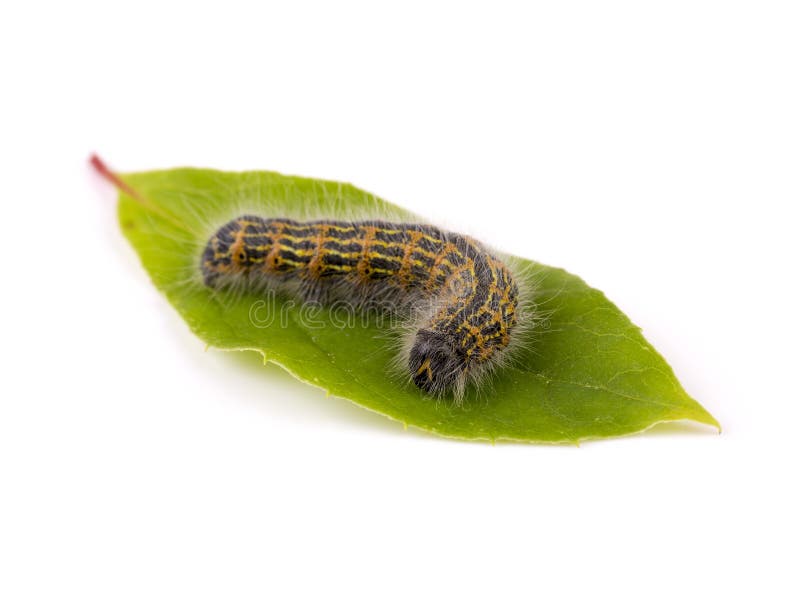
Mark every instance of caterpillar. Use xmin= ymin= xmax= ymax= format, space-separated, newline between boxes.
xmin=92 ymin=156 xmax=534 ymax=403
xmin=201 ymin=216 xmax=523 ymax=400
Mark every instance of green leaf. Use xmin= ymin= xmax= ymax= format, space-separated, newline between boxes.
xmin=115 ymin=167 xmax=719 ymax=444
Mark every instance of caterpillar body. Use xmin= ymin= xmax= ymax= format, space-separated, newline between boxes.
xmin=201 ymin=216 xmax=523 ymax=400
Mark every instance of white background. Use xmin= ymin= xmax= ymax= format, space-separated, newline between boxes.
xmin=1 ymin=1 xmax=798 ymax=598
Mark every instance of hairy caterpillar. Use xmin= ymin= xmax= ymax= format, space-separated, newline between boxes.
xmin=93 ymin=156 xmax=534 ymax=403
xmin=202 ymin=216 xmax=521 ymax=399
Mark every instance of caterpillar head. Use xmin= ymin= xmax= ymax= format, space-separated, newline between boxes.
xmin=408 ymin=329 xmax=466 ymax=397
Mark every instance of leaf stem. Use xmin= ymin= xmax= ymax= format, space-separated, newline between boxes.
xmin=89 ymin=154 xmax=196 ymax=235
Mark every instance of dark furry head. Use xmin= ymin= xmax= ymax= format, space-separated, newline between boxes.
xmin=408 ymin=329 xmax=465 ymax=396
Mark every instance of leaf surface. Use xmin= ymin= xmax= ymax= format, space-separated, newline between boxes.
xmin=117 ymin=168 xmax=719 ymax=443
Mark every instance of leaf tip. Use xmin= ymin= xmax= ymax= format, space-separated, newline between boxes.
xmin=697 ymin=410 xmax=722 ymax=434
